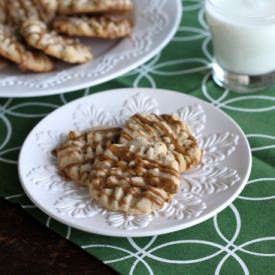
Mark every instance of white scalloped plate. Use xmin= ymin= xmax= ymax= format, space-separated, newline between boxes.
xmin=18 ymin=88 xmax=252 ymax=237
xmin=0 ymin=0 xmax=181 ymax=98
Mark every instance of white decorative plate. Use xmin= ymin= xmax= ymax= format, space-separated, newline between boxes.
xmin=0 ymin=0 xmax=181 ymax=98
xmin=18 ymin=88 xmax=252 ymax=237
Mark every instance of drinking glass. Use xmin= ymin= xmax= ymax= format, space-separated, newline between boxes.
xmin=205 ymin=0 xmax=275 ymax=93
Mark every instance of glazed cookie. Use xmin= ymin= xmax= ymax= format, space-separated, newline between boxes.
xmin=21 ymin=19 xmax=92 ymax=63
xmin=58 ymin=0 xmax=133 ymax=15
xmin=54 ymin=15 xmax=132 ymax=39
xmin=88 ymin=137 xmax=180 ymax=215
xmin=35 ymin=0 xmax=58 ymax=21
xmin=120 ymin=113 xmax=202 ymax=173
xmin=6 ymin=0 xmax=57 ymax=25
xmin=54 ymin=127 xmax=121 ymax=186
xmin=0 ymin=24 xmax=54 ymax=72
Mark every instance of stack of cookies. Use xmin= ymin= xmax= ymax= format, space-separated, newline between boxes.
xmin=54 ymin=113 xmax=202 ymax=215
xmin=0 ymin=0 xmax=133 ymax=72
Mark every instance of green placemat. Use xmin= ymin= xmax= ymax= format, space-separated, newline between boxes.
xmin=1 ymin=1 xmax=275 ymax=274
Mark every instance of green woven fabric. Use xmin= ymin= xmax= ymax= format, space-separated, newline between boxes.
xmin=1 ymin=1 xmax=275 ymax=274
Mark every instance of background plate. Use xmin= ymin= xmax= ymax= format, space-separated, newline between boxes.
xmin=18 ymin=88 xmax=252 ymax=237
xmin=0 ymin=0 xmax=181 ymax=97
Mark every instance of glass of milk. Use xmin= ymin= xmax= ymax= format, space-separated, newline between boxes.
xmin=205 ymin=0 xmax=275 ymax=93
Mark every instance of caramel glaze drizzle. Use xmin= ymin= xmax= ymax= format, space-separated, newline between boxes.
xmin=90 ymin=145 xmax=180 ymax=206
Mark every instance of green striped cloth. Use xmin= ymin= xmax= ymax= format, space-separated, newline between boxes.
xmin=1 ymin=1 xmax=275 ymax=274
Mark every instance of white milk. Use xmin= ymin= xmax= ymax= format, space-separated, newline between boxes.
xmin=206 ymin=0 xmax=275 ymax=75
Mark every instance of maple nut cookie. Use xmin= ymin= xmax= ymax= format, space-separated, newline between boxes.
xmin=58 ymin=0 xmax=133 ymax=15
xmin=6 ymin=0 xmax=58 ymax=25
xmin=0 ymin=24 xmax=54 ymax=72
xmin=54 ymin=127 xmax=121 ymax=186
xmin=21 ymin=19 xmax=93 ymax=64
xmin=88 ymin=137 xmax=181 ymax=215
xmin=120 ymin=113 xmax=202 ymax=173
xmin=53 ymin=15 xmax=132 ymax=39
xmin=36 ymin=0 xmax=58 ymax=21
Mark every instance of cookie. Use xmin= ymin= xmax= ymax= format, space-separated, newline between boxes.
xmin=58 ymin=0 xmax=133 ymax=15
xmin=35 ymin=0 xmax=58 ymax=22
xmin=0 ymin=24 xmax=54 ymax=72
xmin=88 ymin=137 xmax=180 ymax=215
xmin=6 ymin=0 xmax=57 ymax=25
xmin=21 ymin=19 xmax=93 ymax=63
xmin=120 ymin=113 xmax=202 ymax=173
xmin=54 ymin=127 xmax=121 ymax=186
xmin=53 ymin=15 xmax=132 ymax=39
